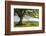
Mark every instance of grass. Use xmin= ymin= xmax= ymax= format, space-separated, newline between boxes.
xmin=14 ymin=21 xmax=39 ymax=27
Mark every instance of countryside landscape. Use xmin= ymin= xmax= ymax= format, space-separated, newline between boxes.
xmin=14 ymin=8 xmax=39 ymax=27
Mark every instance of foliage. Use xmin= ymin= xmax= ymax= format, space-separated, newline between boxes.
xmin=14 ymin=9 xmax=39 ymax=18
xmin=14 ymin=8 xmax=39 ymax=26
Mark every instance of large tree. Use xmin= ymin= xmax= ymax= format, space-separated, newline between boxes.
xmin=14 ymin=9 xmax=39 ymax=24
xmin=14 ymin=9 xmax=26 ymax=24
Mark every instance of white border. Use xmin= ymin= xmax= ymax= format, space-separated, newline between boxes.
xmin=11 ymin=5 xmax=42 ymax=31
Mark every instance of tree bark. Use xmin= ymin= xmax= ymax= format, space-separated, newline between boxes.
xmin=19 ymin=17 xmax=23 ymax=24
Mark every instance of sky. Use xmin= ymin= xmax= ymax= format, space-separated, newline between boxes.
xmin=14 ymin=15 xmax=39 ymax=22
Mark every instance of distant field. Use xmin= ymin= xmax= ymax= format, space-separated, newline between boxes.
xmin=14 ymin=21 xmax=39 ymax=27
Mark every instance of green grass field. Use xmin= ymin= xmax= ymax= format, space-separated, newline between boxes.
xmin=14 ymin=21 xmax=39 ymax=27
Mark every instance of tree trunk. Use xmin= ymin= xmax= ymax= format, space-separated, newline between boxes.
xmin=19 ymin=17 xmax=23 ymax=24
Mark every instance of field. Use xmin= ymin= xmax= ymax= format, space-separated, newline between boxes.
xmin=14 ymin=21 xmax=39 ymax=27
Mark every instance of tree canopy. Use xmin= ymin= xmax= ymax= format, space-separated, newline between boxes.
xmin=14 ymin=8 xmax=39 ymax=18
xmin=14 ymin=8 xmax=39 ymax=24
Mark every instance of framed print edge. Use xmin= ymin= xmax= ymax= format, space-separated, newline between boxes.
xmin=5 ymin=1 xmax=45 ymax=35
xmin=11 ymin=5 xmax=42 ymax=31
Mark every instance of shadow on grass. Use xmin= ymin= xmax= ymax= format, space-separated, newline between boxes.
xmin=14 ymin=21 xmax=39 ymax=27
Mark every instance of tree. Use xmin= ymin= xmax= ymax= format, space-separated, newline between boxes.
xmin=14 ymin=9 xmax=26 ymax=24
xmin=14 ymin=9 xmax=39 ymax=24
